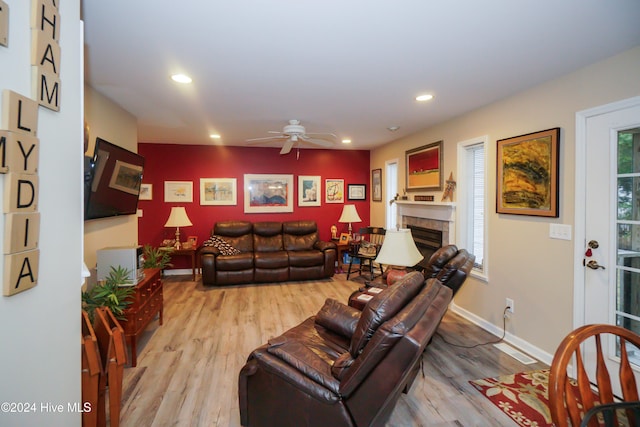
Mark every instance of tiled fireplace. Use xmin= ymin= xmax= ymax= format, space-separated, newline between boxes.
xmin=395 ymin=201 xmax=456 ymax=267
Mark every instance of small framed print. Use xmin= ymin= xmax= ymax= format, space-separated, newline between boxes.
xmin=200 ymin=178 xmax=237 ymax=205
xmin=164 ymin=181 xmax=193 ymax=203
xmin=339 ymin=233 xmax=350 ymax=244
xmin=371 ymin=168 xmax=382 ymax=202
xmin=325 ymin=179 xmax=344 ymax=203
xmin=298 ymin=175 xmax=321 ymax=207
xmin=347 ymin=184 xmax=366 ymax=201
xmin=139 ymin=183 xmax=152 ymax=200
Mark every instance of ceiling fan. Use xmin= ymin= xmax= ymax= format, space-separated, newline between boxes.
xmin=246 ymin=119 xmax=337 ymax=155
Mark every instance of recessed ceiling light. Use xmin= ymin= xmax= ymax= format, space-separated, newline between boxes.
xmin=209 ymin=134 xmax=221 ymax=139
xmin=171 ymin=74 xmax=192 ymax=84
xmin=387 ymin=126 xmax=400 ymax=132
xmin=415 ymin=94 xmax=434 ymax=102
xmin=342 ymin=139 xmax=352 ymax=144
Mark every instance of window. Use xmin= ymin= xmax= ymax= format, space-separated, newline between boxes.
xmin=457 ymin=136 xmax=488 ymax=279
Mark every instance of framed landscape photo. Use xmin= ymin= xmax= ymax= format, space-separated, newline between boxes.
xmin=325 ymin=179 xmax=344 ymax=203
xmin=496 ymin=127 xmax=560 ymax=217
xmin=371 ymin=168 xmax=382 ymax=202
xmin=244 ymin=174 xmax=293 ymax=213
xmin=298 ymin=175 xmax=321 ymax=207
xmin=347 ymin=184 xmax=366 ymax=201
xmin=406 ymin=141 xmax=443 ymax=191
xmin=164 ymin=181 xmax=193 ymax=203
xmin=200 ymin=178 xmax=237 ymax=206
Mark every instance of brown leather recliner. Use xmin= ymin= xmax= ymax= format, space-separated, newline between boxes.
xmin=238 ymin=271 xmax=452 ymax=427
xmin=422 ymin=244 xmax=475 ymax=295
xmin=200 ymin=220 xmax=336 ymax=286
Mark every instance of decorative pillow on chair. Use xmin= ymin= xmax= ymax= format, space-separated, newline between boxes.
xmin=203 ymin=235 xmax=241 ymax=256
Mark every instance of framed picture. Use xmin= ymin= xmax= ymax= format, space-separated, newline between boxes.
xmin=371 ymin=168 xmax=382 ymax=202
xmin=108 ymin=160 xmax=143 ymax=195
xmin=164 ymin=181 xmax=193 ymax=203
xmin=347 ymin=184 xmax=366 ymax=200
xmin=139 ymin=183 xmax=152 ymax=200
xmin=244 ymin=174 xmax=293 ymax=213
xmin=200 ymin=178 xmax=237 ymax=205
xmin=325 ymin=178 xmax=344 ymax=203
xmin=187 ymin=235 xmax=198 ymax=248
xmin=298 ymin=175 xmax=321 ymax=207
xmin=406 ymin=141 xmax=443 ymax=191
xmin=339 ymin=233 xmax=350 ymax=244
xmin=496 ymin=127 xmax=560 ymax=217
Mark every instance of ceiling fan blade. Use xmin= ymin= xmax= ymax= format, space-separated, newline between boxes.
xmin=300 ymin=135 xmax=334 ymax=147
xmin=280 ymin=140 xmax=295 ymax=155
xmin=304 ymin=132 xmax=338 ymax=142
xmin=246 ymin=135 xmax=286 ymax=143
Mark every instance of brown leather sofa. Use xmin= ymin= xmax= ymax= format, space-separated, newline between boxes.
xmin=200 ymin=220 xmax=336 ymax=286
xmin=238 ymin=271 xmax=452 ymax=427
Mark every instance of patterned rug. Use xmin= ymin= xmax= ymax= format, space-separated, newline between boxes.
xmin=470 ymin=369 xmax=554 ymax=427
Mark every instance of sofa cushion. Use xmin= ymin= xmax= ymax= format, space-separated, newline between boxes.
xmin=216 ymin=253 xmax=254 ymax=271
xmin=283 ymin=220 xmax=319 ymax=251
xmin=288 ymin=250 xmax=324 ymax=267
xmin=205 ymin=235 xmax=241 ymax=256
xmin=349 ymin=271 xmax=425 ymax=357
xmin=253 ymin=222 xmax=284 ymax=252
xmin=214 ymin=221 xmax=254 ymax=252
xmin=254 ymin=251 xmax=289 ymax=268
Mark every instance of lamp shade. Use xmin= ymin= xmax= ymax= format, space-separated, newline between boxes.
xmin=338 ymin=204 xmax=362 ymax=224
xmin=164 ymin=207 xmax=193 ymax=228
xmin=374 ymin=229 xmax=423 ymax=267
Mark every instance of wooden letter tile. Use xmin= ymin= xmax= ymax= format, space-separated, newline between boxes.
xmin=0 ymin=131 xmax=39 ymax=174
xmin=31 ymin=29 xmax=60 ymax=75
xmin=1 ymin=90 xmax=38 ymax=136
xmin=32 ymin=67 xmax=61 ymax=111
xmin=0 ymin=1 xmax=8 ymax=47
xmin=4 ymin=212 xmax=40 ymax=254
xmin=3 ymin=173 xmax=39 ymax=213
xmin=3 ymin=249 xmax=39 ymax=296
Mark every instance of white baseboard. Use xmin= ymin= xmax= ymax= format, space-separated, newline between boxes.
xmin=163 ymin=268 xmax=194 ymax=276
xmin=449 ymin=301 xmax=554 ymax=367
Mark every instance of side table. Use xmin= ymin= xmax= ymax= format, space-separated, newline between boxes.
xmin=167 ymin=247 xmax=198 ymax=280
xmin=348 ymin=286 xmax=386 ymax=310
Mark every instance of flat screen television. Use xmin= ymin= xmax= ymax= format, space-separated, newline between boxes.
xmin=84 ymin=137 xmax=145 ymax=220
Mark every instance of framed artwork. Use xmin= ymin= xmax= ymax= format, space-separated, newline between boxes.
xmin=200 ymin=178 xmax=237 ymax=206
xmin=298 ymin=175 xmax=321 ymax=207
xmin=406 ymin=141 xmax=443 ymax=191
xmin=347 ymin=184 xmax=366 ymax=200
xmin=164 ymin=181 xmax=193 ymax=203
xmin=371 ymin=168 xmax=382 ymax=202
xmin=244 ymin=174 xmax=293 ymax=213
xmin=108 ymin=160 xmax=143 ymax=195
xmin=496 ymin=127 xmax=560 ymax=217
xmin=139 ymin=183 xmax=152 ymax=200
xmin=339 ymin=233 xmax=350 ymax=244
xmin=325 ymin=178 xmax=344 ymax=203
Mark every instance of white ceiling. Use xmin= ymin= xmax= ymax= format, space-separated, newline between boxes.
xmin=82 ymin=1 xmax=640 ymax=151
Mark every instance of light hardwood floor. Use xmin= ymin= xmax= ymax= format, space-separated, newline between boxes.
xmin=117 ymin=273 xmax=547 ymax=426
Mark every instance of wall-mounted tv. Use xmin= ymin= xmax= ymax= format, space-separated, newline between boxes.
xmin=84 ymin=137 xmax=145 ymax=220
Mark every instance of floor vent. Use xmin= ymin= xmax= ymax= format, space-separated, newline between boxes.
xmin=493 ymin=342 xmax=537 ymax=365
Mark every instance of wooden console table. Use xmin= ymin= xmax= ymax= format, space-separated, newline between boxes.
xmin=121 ymin=268 xmax=163 ymax=367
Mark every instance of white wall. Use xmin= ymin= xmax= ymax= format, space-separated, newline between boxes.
xmin=0 ymin=1 xmax=83 ymax=426
xmin=371 ymin=46 xmax=640 ymax=362
xmin=83 ymin=86 xmax=139 ymax=270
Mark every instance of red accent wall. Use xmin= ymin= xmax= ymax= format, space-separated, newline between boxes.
xmin=137 ymin=144 xmax=370 ymax=269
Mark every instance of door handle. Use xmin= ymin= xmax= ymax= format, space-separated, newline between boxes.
xmin=586 ymin=260 xmax=606 ymax=270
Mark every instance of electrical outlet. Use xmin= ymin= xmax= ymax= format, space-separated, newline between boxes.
xmin=506 ymin=298 xmax=514 ymax=314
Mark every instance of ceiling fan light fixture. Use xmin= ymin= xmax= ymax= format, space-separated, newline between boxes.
xmin=171 ymin=73 xmax=192 ymax=84
xmin=415 ymin=94 xmax=434 ymax=102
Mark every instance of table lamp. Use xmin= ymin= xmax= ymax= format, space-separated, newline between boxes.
xmin=338 ymin=204 xmax=362 ymax=237
xmin=374 ymin=228 xmax=424 ymax=286
xmin=164 ymin=206 xmax=193 ymax=249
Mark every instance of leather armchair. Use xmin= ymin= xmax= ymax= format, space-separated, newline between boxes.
xmin=422 ymin=244 xmax=475 ymax=295
xmin=238 ymin=271 xmax=452 ymax=427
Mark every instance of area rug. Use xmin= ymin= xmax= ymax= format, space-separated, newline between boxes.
xmin=470 ymin=369 xmax=554 ymax=427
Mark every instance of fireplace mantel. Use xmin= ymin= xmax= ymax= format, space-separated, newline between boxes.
xmin=395 ymin=200 xmax=456 ymax=222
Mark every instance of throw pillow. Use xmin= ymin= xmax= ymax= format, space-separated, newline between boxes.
xmin=203 ymin=235 xmax=241 ymax=256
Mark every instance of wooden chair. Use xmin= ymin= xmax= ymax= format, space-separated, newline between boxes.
xmin=81 ymin=310 xmax=103 ymax=427
xmin=548 ymin=324 xmax=640 ymax=427
xmin=93 ymin=307 xmax=128 ymax=427
xmin=346 ymin=226 xmax=385 ymax=280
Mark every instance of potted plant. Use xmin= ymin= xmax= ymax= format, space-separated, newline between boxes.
xmin=82 ymin=265 xmax=136 ymax=322
xmin=142 ymin=244 xmax=173 ymax=270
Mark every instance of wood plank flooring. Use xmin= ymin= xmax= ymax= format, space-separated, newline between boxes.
xmin=117 ymin=273 xmax=547 ymax=426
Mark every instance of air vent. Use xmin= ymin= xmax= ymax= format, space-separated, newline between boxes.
xmin=493 ymin=343 xmax=537 ymax=365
